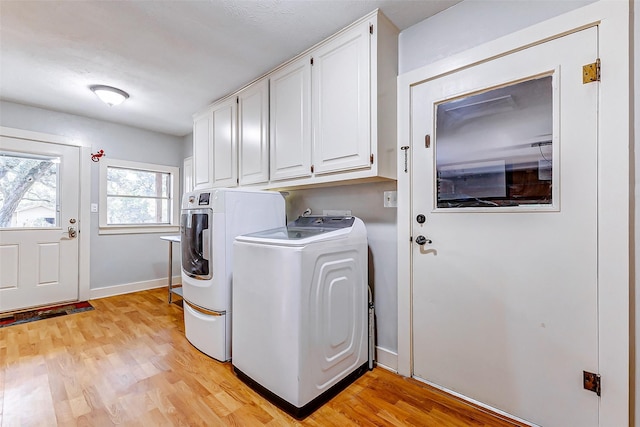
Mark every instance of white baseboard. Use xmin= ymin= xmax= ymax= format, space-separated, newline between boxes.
xmin=89 ymin=276 xmax=180 ymax=300
xmin=375 ymin=346 xmax=398 ymax=371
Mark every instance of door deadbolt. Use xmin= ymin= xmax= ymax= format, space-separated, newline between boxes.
xmin=416 ymin=214 xmax=426 ymax=224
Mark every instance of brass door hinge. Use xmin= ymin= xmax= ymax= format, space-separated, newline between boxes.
xmin=311 ymin=164 xmax=314 ymax=173
xmin=583 ymin=59 xmax=600 ymax=84
xmin=370 ymin=153 xmax=374 ymax=164
xmin=370 ymin=24 xmax=374 ymax=35
xmin=583 ymin=371 xmax=601 ymax=396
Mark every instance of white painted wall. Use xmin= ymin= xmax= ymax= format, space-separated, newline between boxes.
xmin=0 ymin=100 xmax=184 ymax=291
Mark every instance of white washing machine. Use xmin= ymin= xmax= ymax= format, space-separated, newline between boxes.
xmin=180 ymin=188 xmax=285 ymax=362
xmin=232 ymin=216 xmax=369 ymax=418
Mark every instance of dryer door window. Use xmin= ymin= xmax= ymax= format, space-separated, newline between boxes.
xmin=181 ymin=210 xmax=212 ymax=279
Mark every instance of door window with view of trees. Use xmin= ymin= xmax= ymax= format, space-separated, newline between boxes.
xmin=0 ymin=152 xmax=59 ymax=228
xmin=106 ymin=166 xmax=172 ymax=225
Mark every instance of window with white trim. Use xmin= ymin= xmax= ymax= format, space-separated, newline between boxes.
xmin=99 ymin=158 xmax=180 ymax=234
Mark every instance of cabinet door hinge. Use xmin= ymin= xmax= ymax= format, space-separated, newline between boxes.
xmin=310 ymin=57 xmax=314 ymax=66
xmin=311 ymin=164 xmax=314 ymax=173
xmin=582 ymin=58 xmax=600 ymax=84
xmin=370 ymin=153 xmax=374 ymax=164
xmin=583 ymin=371 xmax=601 ymax=396
xmin=369 ymin=24 xmax=374 ymax=35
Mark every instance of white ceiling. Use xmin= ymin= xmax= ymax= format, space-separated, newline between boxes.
xmin=0 ymin=0 xmax=460 ymax=137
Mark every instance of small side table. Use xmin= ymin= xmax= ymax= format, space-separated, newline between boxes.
xmin=160 ymin=235 xmax=182 ymax=304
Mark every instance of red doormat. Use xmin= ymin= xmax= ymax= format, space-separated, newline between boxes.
xmin=0 ymin=301 xmax=94 ymax=328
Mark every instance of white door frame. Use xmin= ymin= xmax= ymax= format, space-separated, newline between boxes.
xmin=397 ymin=1 xmax=629 ymax=425
xmin=0 ymin=126 xmax=91 ymax=302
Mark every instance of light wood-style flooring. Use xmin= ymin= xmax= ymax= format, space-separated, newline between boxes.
xmin=0 ymin=288 xmax=528 ymax=426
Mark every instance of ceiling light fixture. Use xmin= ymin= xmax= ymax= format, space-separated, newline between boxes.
xmin=90 ymin=85 xmax=129 ymax=106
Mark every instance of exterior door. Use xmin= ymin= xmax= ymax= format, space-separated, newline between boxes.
xmin=0 ymin=137 xmax=80 ymax=312
xmin=410 ymin=28 xmax=598 ymax=426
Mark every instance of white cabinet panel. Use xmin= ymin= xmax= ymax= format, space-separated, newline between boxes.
xmin=270 ymin=57 xmax=312 ymax=181
xmin=239 ymin=80 xmax=269 ymax=185
xmin=193 ymin=110 xmax=212 ymax=189
xmin=312 ymin=20 xmax=371 ymax=175
xmin=212 ymin=98 xmax=238 ymax=188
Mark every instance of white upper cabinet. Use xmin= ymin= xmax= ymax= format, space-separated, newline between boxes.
xmin=211 ymin=97 xmax=238 ymax=188
xmin=238 ymin=80 xmax=269 ymax=185
xmin=192 ymin=9 xmax=398 ymax=190
xmin=193 ymin=109 xmax=213 ymax=189
xmin=312 ymin=20 xmax=371 ymax=175
xmin=269 ymin=56 xmax=312 ymax=182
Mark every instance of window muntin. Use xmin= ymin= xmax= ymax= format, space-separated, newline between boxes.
xmin=435 ymin=75 xmax=554 ymax=209
xmin=0 ymin=151 xmax=59 ymax=228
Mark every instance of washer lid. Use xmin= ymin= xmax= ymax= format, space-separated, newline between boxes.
xmin=236 ymin=216 xmax=356 ymax=246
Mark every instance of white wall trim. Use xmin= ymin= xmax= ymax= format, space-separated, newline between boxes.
xmin=397 ymin=1 xmax=629 ymax=425
xmin=89 ymin=276 xmax=178 ymax=300
xmin=375 ymin=346 xmax=398 ymax=372
xmin=78 ymin=146 xmax=92 ymax=301
xmin=0 ymin=126 xmax=89 ymax=147
xmin=98 ymin=157 xmax=180 ymax=234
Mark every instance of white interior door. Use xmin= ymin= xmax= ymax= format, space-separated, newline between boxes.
xmin=410 ymin=27 xmax=598 ymax=426
xmin=0 ymin=137 xmax=80 ymax=312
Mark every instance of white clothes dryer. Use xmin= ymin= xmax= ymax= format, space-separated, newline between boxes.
xmin=180 ymin=188 xmax=285 ymax=362
xmin=232 ymin=216 xmax=368 ymax=418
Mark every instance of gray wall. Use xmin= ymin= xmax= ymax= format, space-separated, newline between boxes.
xmin=0 ymin=100 xmax=184 ymax=289
xmin=399 ymin=0 xmax=596 ymax=74
xmin=182 ymin=132 xmax=193 ymax=158
xmin=285 ymin=181 xmax=397 ymax=355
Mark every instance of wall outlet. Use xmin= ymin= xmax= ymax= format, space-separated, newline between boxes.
xmin=323 ymin=209 xmax=352 ymax=216
xmin=384 ymin=191 xmax=397 ymax=208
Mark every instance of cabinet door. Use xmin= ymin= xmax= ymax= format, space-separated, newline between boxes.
xmin=212 ymin=98 xmax=238 ymax=188
xmin=193 ymin=110 xmax=212 ymax=189
xmin=312 ymin=20 xmax=370 ymax=174
xmin=269 ymin=57 xmax=312 ymax=181
xmin=238 ymin=79 xmax=269 ymax=185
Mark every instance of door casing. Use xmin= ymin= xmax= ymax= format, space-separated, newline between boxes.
xmin=397 ymin=1 xmax=629 ymax=425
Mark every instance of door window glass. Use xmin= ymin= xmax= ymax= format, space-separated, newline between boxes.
xmin=435 ymin=75 xmax=553 ymax=208
xmin=0 ymin=151 xmax=59 ymax=228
